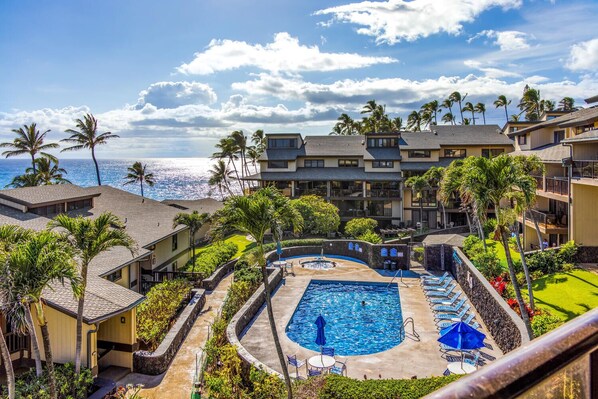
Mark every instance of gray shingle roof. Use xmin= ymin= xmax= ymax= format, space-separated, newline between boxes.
xmin=162 ymin=198 xmax=224 ymax=214
xmin=507 ymin=107 xmax=598 ymax=136
xmin=510 ymin=143 xmax=569 ymax=163
xmin=562 ymin=129 xmax=598 ymax=143
xmin=423 ymin=233 xmax=466 ymax=247
xmin=432 ymin=125 xmax=513 ymax=146
xmin=246 ymin=167 xmax=401 ymax=181
xmin=0 ymin=184 xmax=100 ymax=207
xmin=400 ymin=158 xmax=455 ymax=171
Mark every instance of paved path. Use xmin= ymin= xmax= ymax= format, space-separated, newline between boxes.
xmin=117 ymin=273 xmax=233 ymax=399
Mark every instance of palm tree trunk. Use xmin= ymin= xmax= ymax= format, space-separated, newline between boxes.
xmin=0 ymin=330 xmax=15 ymax=399
xmin=31 ymin=154 xmax=36 ymax=175
xmin=419 ymin=198 xmax=423 ymax=232
xmin=74 ymin=263 xmax=88 ymax=375
xmin=482 ymin=112 xmax=486 ymax=124
xmin=515 ymin=222 xmax=535 ymax=311
xmin=530 ymin=212 xmax=544 ymax=252
xmin=471 ymin=111 xmax=476 ymax=125
xmin=91 ymin=147 xmax=101 ymax=186
xmin=504 ymin=105 xmax=509 ymax=123
xmin=258 ymin=244 xmax=292 ymax=399
xmin=24 ymin=304 xmax=43 ymax=377
xmin=500 ymin=231 xmax=534 ymax=339
xmin=229 ymin=157 xmax=243 ymax=193
xmin=36 ymin=302 xmax=58 ymax=399
xmin=458 ymin=101 xmax=464 ymax=124
xmin=140 ymin=180 xmax=144 ymax=202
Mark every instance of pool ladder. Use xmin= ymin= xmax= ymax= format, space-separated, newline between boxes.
xmin=387 ymin=269 xmax=408 ymax=288
xmin=398 ymin=317 xmax=420 ymax=342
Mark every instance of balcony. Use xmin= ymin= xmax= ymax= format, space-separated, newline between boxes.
xmin=294 ymin=187 xmax=327 ymax=197
xmin=330 ymin=188 xmax=363 ymax=198
xmin=365 ymin=189 xmax=401 ymax=199
xmin=339 ymin=209 xmax=367 ymax=218
xmin=5 ymin=332 xmax=29 ymax=354
xmin=573 ymin=160 xmax=598 ymax=179
xmin=532 ymin=175 xmax=568 ymax=196
xmin=524 ymin=209 xmax=567 ymax=233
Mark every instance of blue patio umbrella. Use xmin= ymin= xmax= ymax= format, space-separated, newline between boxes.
xmin=315 ymin=314 xmax=327 ymax=347
xmin=438 ymin=321 xmax=486 ymax=367
xmin=276 ymin=241 xmax=283 ymax=260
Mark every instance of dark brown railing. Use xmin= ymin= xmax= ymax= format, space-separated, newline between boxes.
xmin=424 ymin=308 xmax=598 ymax=399
xmin=525 ymin=209 xmax=567 ymax=230
xmin=294 ymin=187 xmax=327 ymax=197
xmin=330 ymin=188 xmax=363 ymax=197
xmin=365 ymin=189 xmax=401 ymax=198
xmin=531 ymin=175 xmax=544 ymax=190
xmin=545 ymin=176 xmax=569 ymax=196
xmin=5 ymin=332 xmax=28 ymax=354
xmin=573 ymin=160 xmax=598 ymax=179
xmin=140 ymin=270 xmax=203 ymax=294
xmin=339 ymin=209 xmax=367 ymax=217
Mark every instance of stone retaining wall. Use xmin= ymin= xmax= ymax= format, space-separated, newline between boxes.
xmin=450 ymin=248 xmax=530 ymax=353
xmin=226 ymin=267 xmax=284 ymax=377
xmin=424 ymin=244 xmax=453 ymax=271
xmin=133 ymin=289 xmax=206 ymax=375
xmin=201 ymin=258 xmax=238 ymax=291
xmin=574 ymin=246 xmax=598 ymax=264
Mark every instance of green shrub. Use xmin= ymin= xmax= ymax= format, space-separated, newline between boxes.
xmin=562 ymin=263 xmax=575 ymax=272
xmin=234 ymin=260 xmax=262 ymax=286
xmin=344 ymin=218 xmax=377 ymax=238
xmin=483 ymin=218 xmax=497 ymax=238
xmin=184 ymin=241 xmax=237 ymax=276
xmin=318 ymin=374 xmax=461 ymax=399
xmin=0 ymin=363 xmax=93 ymax=399
xmin=241 ymin=238 xmax=325 ymax=261
xmin=471 ymin=248 xmax=502 ymax=279
xmin=291 ymin=195 xmax=340 ymax=236
xmin=463 ymin=235 xmax=482 ymax=257
xmin=526 ymin=250 xmax=560 ymax=274
xmin=357 ymin=230 xmax=383 ymax=244
xmin=413 ymin=247 xmax=424 ymax=262
xmin=137 ymin=279 xmax=193 ymax=350
xmin=532 ymin=312 xmax=564 ymax=336
xmin=558 ymin=240 xmax=579 ymax=264
xmin=221 ymin=280 xmax=253 ymax=321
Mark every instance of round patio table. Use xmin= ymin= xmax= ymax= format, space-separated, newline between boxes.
xmin=447 ymin=361 xmax=476 ymax=375
xmin=272 ymin=260 xmax=287 ymax=268
xmin=308 ymin=355 xmax=335 ymax=371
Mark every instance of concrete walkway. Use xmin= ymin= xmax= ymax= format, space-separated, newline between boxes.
xmin=117 ymin=273 xmax=233 ymax=399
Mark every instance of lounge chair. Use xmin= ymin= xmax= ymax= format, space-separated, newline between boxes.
xmin=437 ymin=313 xmax=475 ymax=329
xmin=423 ymin=279 xmax=453 ymax=292
xmin=286 ymin=355 xmax=305 ymax=378
xmin=435 ymin=305 xmax=471 ymax=321
xmin=329 ymin=359 xmax=347 ymax=376
xmin=421 ymin=272 xmax=450 ymax=286
xmin=429 ymin=291 xmax=461 ymax=305
xmin=433 ymin=298 xmax=467 ymax=313
xmin=464 ymin=351 xmax=481 ymax=369
xmin=426 ymin=284 xmax=457 ymax=298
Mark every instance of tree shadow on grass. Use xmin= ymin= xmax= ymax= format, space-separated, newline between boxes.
xmin=534 ymin=297 xmax=579 ymax=321
xmin=564 ymin=271 xmax=598 ymax=289
xmin=532 ymin=275 xmax=568 ymax=292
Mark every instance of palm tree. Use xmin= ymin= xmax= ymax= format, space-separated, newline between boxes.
xmin=462 ymin=102 xmax=476 ymax=125
xmin=213 ymin=187 xmax=302 ymax=399
xmin=173 ymin=211 xmax=210 ymax=266
xmin=558 ymin=97 xmax=576 ymax=112
xmin=518 ymin=85 xmax=542 ymax=121
xmin=124 ymin=161 xmax=155 ymax=202
xmin=420 ymin=110 xmax=433 ymax=129
xmin=5 ymin=172 xmax=43 ymax=188
xmin=407 ymin=111 xmax=422 ymax=132
xmin=0 ymin=123 xmax=59 ymax=174
xmin=475 ymin=103 xmax=487 ymax=124
xmin=449 ymin=92 xmax=467 ymax=124
xmin=441 ymin=98 xmax=455 ymax=124
xmin=247 ymin=147 xmax=261 ymax=174
xmin=494 ymin=95 xmax=512 ymax=123
xmin=441 ymin=112 xmax=456 ymax=125
xmin=391 ymin=117 xmax=403 ymax=132
xmin=49 ymin=213 xmax=136 ymax=375
xmin=208 ymin=159 xmax=234 ymax=199
xmin=0 ymin=284 xmax=16 ymax=399
xmin=251 ymin=129 xmax=266 ymax=153
xmin=62 ymin=114 xmax=119 ymax=186
xmin=231 ymin=130 xmax=250 ymax=185
xmin=26 ymin=157 xmax=71 ymax=185
xmin=510 ymin=114 xmax=521 ymax=122
xmin=333 ymin=113 xmax=359 ymax=135
xmin=541 ymin=99 xmax=555 ymax=113
xmin=213 ymin=136 xmax=242 ymax=192
xmin=423 ymin=100 xmax=442 ymax=125
xmin=460 ymin=155 xmax=535 ymax=338
xmin=423 ymin=167 xmax=446 ymax=228
xmin=7 ymin=231 xmax=82 ymax=399
xmin=405 ymin=176 xmax=430 ymax=232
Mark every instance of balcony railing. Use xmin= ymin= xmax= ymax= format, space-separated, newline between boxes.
xmin=573 ymin=160 xmax=598 ymax=179
xmin=531 ymin=175 xmax=544 ymax=190
xmin=545 ymin=176 xmax=568 ymax=196
xmin=294 ymin=187 xmax=327 ymax=197
xmin=366 ymin=189 xmax=401 ymax=198
xmin=339 ymin=209 xmax=367 ymax=217
xmin=330 ymin=188 xmax=363 ymax=197
xmin=525 ymin=209 xmax=567 ymax=231
xmin=369 ymin=209 xmax=393 ymax=217
xmin=5 ymin=332 xmax=29 ymax=354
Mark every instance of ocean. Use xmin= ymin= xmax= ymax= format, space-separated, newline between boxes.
xmin=0 ymin=158 xmax=231 ymax=201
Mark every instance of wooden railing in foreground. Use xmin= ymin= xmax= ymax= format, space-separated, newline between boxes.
xmin=424 ymin=307 xmax=598 ymax=399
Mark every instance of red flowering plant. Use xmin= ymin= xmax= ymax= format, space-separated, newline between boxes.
xmin=489 ymin=275 xmax=508 ymax=297
xmin=507 ymin=298 xmax=534 ymax=319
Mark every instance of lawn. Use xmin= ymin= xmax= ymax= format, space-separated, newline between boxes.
xmin=484 ymin=239 xmax=521 ymax=268
xmin=194 ymin=234 xmax=255 ymax=258
xmin=527 ymin=269 xmax=598 ymax=321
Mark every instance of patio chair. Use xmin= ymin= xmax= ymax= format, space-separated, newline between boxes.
xmin=464 ymin=351 xmax=481 ymax=369
xmin=329 ymin=359 xmax=347 ymax=376
xmin=430 ymin=292 xmax=461 ymax=307
xmin=321 ymin=347 xmax=335 ymax=357
xmin=421 ymin=272 xmax=450 ymax=285
xmin=438 ymin=312 xmax=475 ymax=329
xmin=435 ymin=305 xmax=471 ymax=321
xmin=433 ymin=298 xmax=467 ymax=313
xmin=422 ymin=276 xmax=453 ymax=289
xmin=426 ymin=284 xmax=457 ymax=298
xmin=286 ymin=355 xmax=305 ymax=378
xmin=423 ymin=279 xmax=452 ymax=292
xmin=307 ymin=367 xmax=322 ymax=377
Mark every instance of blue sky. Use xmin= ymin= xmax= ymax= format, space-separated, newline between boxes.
xmin=1 ymin=0 xmax=597 ymax=158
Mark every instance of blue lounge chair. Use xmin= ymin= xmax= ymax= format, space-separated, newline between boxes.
xmin=438 ymin=313 xmax=475 ymax=329
xmin=423 ymin=279 xmax=452 ymax=292
xmin=465 ymin=351 xmax=481 ymax=369
xmin=422 ymin=271 xmax=449 ymax=283
xmin=426 ymin=284 xmax=457 ymax=298
xmin=422 ymin=272 xmax=451 ymax=286
xmin=286 ymin=355 xmax=305 ymax=378
xmin=429 ymin=291 xmax=461 ymax=305
xmin=433 ymin=297 xmax=467 ymax=313
xmin=435 ymin=305 xmax=470 ymax=321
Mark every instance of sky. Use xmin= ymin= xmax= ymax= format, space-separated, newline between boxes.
xmin=1 ymin=0 xmax=597 ymax=158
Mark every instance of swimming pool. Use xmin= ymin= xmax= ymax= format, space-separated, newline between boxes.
xmin=285 ymin=280 xmax=404 ymax=356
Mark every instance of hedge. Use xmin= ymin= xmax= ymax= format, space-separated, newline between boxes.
xmin=241 ymin=238 xmax=325 ymax=261
xmin=183 ymin=241 xmax=237 ymax=277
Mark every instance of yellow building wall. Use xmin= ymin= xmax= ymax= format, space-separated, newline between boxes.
xmin=113 ymin=264 xmax=130 ymax=289
xmin=364 ymin=160 xmax=401 ymax=172
xmin=571 ymin=182 xmax=598 ymax=246
xmin=523 ymin=223 xmax=544 ymax=251
xmin=261 ymin=160 xmax=297 ymax=172
xmin=400 ymin=150 xmax=440 ymax=162
xmin=153 ymin=230 xmax=191 ymax=271
xmin=97 ymin=309 xmax=136 ymax=370
xmin=572 ymin=143 xmax=598 ymax=160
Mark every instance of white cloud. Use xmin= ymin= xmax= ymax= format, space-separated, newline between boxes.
xmin=134 ymin=81 xmax=217 ymax=109
xmin=314 ymin=0 xmax=522 ymax=44
xmin=468 ymin=30 xmax=530 ymax=51
xmin=463 ymin=60 xmax=522 ymax=79
xmin=176 ymin=32 xmax=396 ymax=75
xmin=566 ymin=38 xmax=598 ymax=71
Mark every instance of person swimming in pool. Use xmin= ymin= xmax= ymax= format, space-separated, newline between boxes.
xmin=361 ymin=300 xmax=366 ymax=306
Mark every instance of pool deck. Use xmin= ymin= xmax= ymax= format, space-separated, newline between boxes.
xmin=239 ymin=258 xmax=503 ymax=380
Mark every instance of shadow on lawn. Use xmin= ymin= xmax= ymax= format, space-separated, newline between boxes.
xmin=533 ymin=297 xmax=579 ymax=320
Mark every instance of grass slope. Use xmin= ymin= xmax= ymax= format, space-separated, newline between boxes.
xmin=485 ymin=239 xmax=521 ymax=268
xmin=195 ymin=234 xmax=254 ymax=258
xmin=529 ymin=269 xmax=598 ymax=321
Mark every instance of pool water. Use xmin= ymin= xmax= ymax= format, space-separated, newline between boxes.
xmin=285 ymin=280 xmax=404 ymax=356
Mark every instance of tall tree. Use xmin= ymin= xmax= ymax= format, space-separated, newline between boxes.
xmin=27 ymin=157 xmax=71 ymax=185
xmin=449 ymin=92 xmax=467 ymax=124
xmin=231 ymin=130 xmax=250 ymax=185
xmin=405 ymin=175 xmax=430 ymax=231
xmin=441 ymin=98 xmax=455 ymax=124
xmin=251 ymin=129 xmax=266 ymax=153
xmin=494 ymin=95 xmax=512 ymax=124
xmin=423 ymin=100 xmax=442 ymax=125
xmin=0 ymin=123 xmax=59 ymax=174
xmin=558 ymin=97 xmax=576 ymax=112
xmin=173 ymin=211 xmax=210 ymax=265
xmin=475 ymin=103 xmax=487 ymax=124
xmin=213 ymin=137 xmax=243 ymax=192
xmin=462 ymin=102 xmax=476 ymax=125
xmin=124 ymin=161 xmax=155 ymax=202
xmin=62 ymin=114 xmax=119 ymax=186
xmin=5 ymin=172 xmax=43 ymax=188
xmin=423 ymin=167 xmax=446 ymax=228
xmin=6 ymin=231 xmax=82 ymax=399
xmin=212 ymin=187 xmax=303 ymax=399
xmin=49 ymin=213 xmax=135 ymax=375
xmin=518 ymin=85 xmax=542 ymax=121
xmin=208 ymin=159 xmax=234 ymax=199
xmin=391 ymin=117 xmax=403 ymax=132
xmin=407 ymin=111 xmax=422 ymax=132
xmin=441 ymin=112 xmax=456 ymax=125
xmin=332 ymin=113 xmax=359 ymax=136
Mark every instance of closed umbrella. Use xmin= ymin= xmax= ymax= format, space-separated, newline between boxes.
xmin=438 ymin=321 xmax=485 ymax=370
xmin=276 ymin=241 xmax=283 ymax=260
xmin=315 ymin=314 xmax=327 ymax=347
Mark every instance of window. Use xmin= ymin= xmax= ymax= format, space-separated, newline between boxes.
xmin=443 ymin=149 xmax=466 ymax=158
xmin=554 ymin=130 xmax=565 ymax=144
xmin=411 ymin=189 xmax=437 ymax=207
xmin=509 ymin=127 xmax=519 ymax=132
xmin=482 ymin=148 xmax=505 ymax=158
xmin=338 ymin=159 xmax=358 ymax=167
xmin=304 ymin=159 xmax=324 ymax=168
xmin=372 ymin=160 xmax=394 ymax=168
xmin=268 ymin=138 xmax=297 ymax=148
xmin=518 ymin=135 xmax=527 ymax=145
xmin=408 ymin=150 xmax=431 ymax=158
xmin=106 ymin=269 xmax=122 ymax=282
xmin=267 ymin=160 xmax=289 ymax=168
xmin=367 ymin=137 xmax=399 ymax=148
xmin=172 ymin=234 xmax=178 ymax=251
xmin=172 ymin=261 xmax=178 ymax=272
